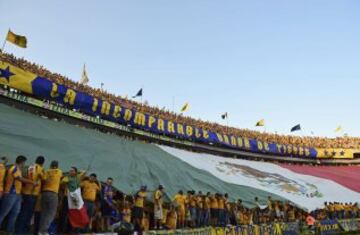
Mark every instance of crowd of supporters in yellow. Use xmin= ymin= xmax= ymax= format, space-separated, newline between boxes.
xmin=1 ymin=51 xmax=360 ymax=150
xmin=0 ymin=155 xmax=359 ymax=234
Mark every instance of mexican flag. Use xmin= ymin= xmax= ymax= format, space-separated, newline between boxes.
xmin=158 ymin=145 xmax=360 ymax=211
xmin=68 ymin=187 xmax=89 ymax=228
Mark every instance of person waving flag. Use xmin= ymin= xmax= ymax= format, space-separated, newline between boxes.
xmin=62 ymin=167 xmax=89 ymax=229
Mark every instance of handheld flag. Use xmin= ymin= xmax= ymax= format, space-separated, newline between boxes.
xmin=256 ymin=119 xmax=265 ymax=127
xmin=291 ymin=124 xmax=301 ymax=132
xmin=6 ymin=30 xmax=27 ymax=48
xmin=132 ymin=88 xmax=143 ymax=98
xmin=79 ymin=64 xmax=89 ymax=85
xmin=67 ymin=188 xmax=89 ymax=228
xmin=335 ymin=125 xmax=342 ymax=133
xmin=221 ymin=112 xmax=228 ymax=119
xmin=180 ymin=102 xmax=189 ymax=112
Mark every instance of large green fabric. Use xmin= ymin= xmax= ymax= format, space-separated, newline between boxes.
xmin=0 ymin=103 xmax=284 ymax=206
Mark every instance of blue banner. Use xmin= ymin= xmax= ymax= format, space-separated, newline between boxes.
xmin=28 ymin=76 xmax=318 ymax=158
xmin=319 ymin=219 xmax=342 ymax=235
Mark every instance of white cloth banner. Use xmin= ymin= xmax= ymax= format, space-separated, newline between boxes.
xmin=68 ymin=187 xmax=85 ymax=210
xmin=159 ymin=145 xmax=360 ymax=211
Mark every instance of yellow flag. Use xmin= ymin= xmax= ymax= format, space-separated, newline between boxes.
xmin=256 ymin=119 xmax=265 ymax=127
xmin=180 ymin=102 xmax=189 ymax=112
xmin=6 ymin=30 xmax=27 ymax=48
xmin=335 ymin=125 xmax=342 ymax=132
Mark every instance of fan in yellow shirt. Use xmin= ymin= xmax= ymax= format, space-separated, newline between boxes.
xmin=196 ymin=191 xmax=204 ymax=227
xmin=39 ymin=160 xmax=63 ymax=234
xmin=165 ymin=206 xmax=177 ymax=230
xmin=187 ymin=191 xmax=197 ymax=227
xmin=203 ymin=192 xmax=211 ymax=226
xmin=217 ymin=194 xmax=225 ymax=226
xmin=81 ymin=173 xmax=100 ymax=230
xmin=173 ymin=190 xmax=186 ymax=228
xmin=0 ymin=157 xmax=8 ymax=198
xmin=0 ymin=156 xmax=35 ymax=234
xmin=18 ymin=156 xmax=47 ymax=234
xmin=122 ymin=201 xmax=132 ymax=223
xmin=153 ymin=185 xmax=164 ymax=229
xmin=210 ymin=193 xmax=219 ymax=226
xmin=81 ymin=175 xmax=100 ymax=202
xmin=133 ymin=185 xmax=147 ymax=231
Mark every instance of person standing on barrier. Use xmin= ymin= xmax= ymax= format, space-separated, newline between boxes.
xmin=253 ymin=197 xmax=260 ymax=225
xmin=196 ymin=191 xmax=204 ymax=227
xmin=101 ymin=177 xmax=115 ymax=231
xmin=0 ymin=155 xmax=37 ymax=234
xmin=352 ymin=203 xmax=359 ymax=218
xmin=274 ymin=201 xmax=281 ymax=219
xmin=173 ymin=190 xmax=186 ymax=228
xmin=153 ymin=184 xmax=164 ymax=229
xmin=234 ymin=200 xmax=243 ymax=226
xmin=188 ymin=190 xmax=197 ymax=228
xmin=39 ymin=160 xmax=63 ymax=234
xmin=344 ymin=203 xmax=351 ymax=218
xmin=287 ymin=205 xmax=296 ymax=222
xmin=0 ymin=156 xmax=8 ymax=200
xmin=210 ymin=193 xmax=219 ymax=227
xmin=218 ymin=194 xmax=226 ymax=226
xmin=81 ymin=173 xmax=101 ymax=231
xmin=267 ymin=196 xmax=274 ymax=221
xmin=224 ymin=193 xmax=231 ymax=225
xmin=16 ymin=155 xmax=46 ymax=233
xmin=327 ymin=202 xmax=335 ymax=219
xmin=203 ymin=192 xmax=211 ymax=226
xmin=133 ymin=185 xmax=147 ymax=231
xmin=334 ymin=202 xmax=343 ymax=219
xmin=165 ymin=205 xmax=177 ymax=230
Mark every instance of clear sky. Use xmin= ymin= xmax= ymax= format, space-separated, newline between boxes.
xmin=1 ymin=0 xmax=359 ymax=137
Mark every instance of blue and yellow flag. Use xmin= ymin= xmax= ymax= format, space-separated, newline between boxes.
xmin=256 ymin=119 xmax=265 ymax=127
xmin=335 ymin=125 xmax=342 ymax=133
xmin=0 ymin=62 xmax=35 ymax=93
xmin=6 ymin=30 xmax=27 ymax=48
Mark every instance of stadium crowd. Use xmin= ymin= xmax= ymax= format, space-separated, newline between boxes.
xmin=2 ymin=52 xmax=360 ymax=151
xmin=0 ymin=155 xmax=359 ymax=234
xmin=1 ymin=51 xmax=360 ymax=150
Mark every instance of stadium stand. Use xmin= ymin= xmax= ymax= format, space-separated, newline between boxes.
xmin=0 ymin=99 xmax=360 ymax=234
xmin=1 ymin=51 xmax=360 ymax=151
xmin=1 ymin=52 xmax=360 ymax=234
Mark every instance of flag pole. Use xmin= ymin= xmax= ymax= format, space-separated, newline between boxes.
xmin=1 ymin=29 xmax=10 ymax=52
xmin=172 ymin=96 xmax=175 ymax=113
xmin=226 ymin=115 xmax=229 ymax=134
xmin=1 ymin=38 xmax=6 ymax=52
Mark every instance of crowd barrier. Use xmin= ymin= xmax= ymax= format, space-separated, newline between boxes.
xmin=1 ymin=62 xmax=356 ymax=158
xmin=146 ymin=219 xmax=360 ymax=235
